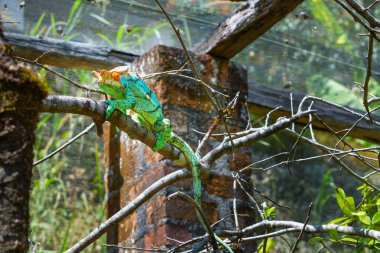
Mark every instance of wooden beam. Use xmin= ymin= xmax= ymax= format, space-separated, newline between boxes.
xmin=248 ymin=84 xmax=380 ymax=143
xmin=193 ymin=0 xmax=304 ymax=59
xmin=4 ymin=32 xmax=139 ymax=70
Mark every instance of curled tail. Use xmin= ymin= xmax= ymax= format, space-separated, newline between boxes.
xmin=168 ymin=131 xmax=233 ymax=253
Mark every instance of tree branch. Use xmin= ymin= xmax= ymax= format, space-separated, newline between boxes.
xmin=40 ymin=95 xmax=186 ymax=165
xmin=218 ymin=220 xmax=380 ymax=242
xmin=201 ymin=109 xmax=316 ymax=166
xmin=65 ymin=169 xmax=191 ymax=253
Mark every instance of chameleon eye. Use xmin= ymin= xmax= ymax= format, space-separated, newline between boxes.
xmin=111 ymin=71 xmax=120 ymax=81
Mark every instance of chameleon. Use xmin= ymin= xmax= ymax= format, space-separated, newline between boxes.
xmin=93 ymin=66 xmax=233 ymax=252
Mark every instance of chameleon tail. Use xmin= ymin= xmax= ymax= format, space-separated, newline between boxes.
xmin=169 ymin=132 xmax=233 ymax=253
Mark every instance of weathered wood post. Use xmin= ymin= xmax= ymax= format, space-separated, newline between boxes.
xmin=0 ymin=50 xmax=48 ymax=252
xmin=102 ymin=45 xmax=256 ymax=251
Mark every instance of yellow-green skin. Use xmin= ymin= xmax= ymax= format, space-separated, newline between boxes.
xmin=96 ymin=69 xmax=232 ymax=252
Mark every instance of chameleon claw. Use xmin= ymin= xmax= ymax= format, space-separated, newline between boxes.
xmin=152 ymin=133 xmax=165 ymax=151
xmin=103 ymin=100 xmax=114 ymax=120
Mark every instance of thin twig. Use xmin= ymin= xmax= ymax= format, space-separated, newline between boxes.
xmin=102 ymin=244 xmax=165 ymax=252
xmin=154 ymin=0 xmax=237 ymax=162
xmin=64 ymin=169 xmax=191 ymax=253
xmin=362 ymin=32 xmax=374 ymax=122
xmin=168 ymin=191 xmax=219 ymax=251
xmin=291 ymin=202 xmax=313 ymax=252
xmin=232 ymin=172 xmax=240 ymax=230
xmin=334 ymin=0 xmax=380 ymax=43
xmin=33 ymin=123 xmax=95 ymax=166
xmin=16 ymin=56 xmax=103 ymax=94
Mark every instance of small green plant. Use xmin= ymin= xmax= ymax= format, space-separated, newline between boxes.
xmin=309 ymin=184 xmax=380 ymax=250
xmin=96 ymin=17 xmax=168 ymax=51
xmin=29 ymin=0 xmax=82 ymax=40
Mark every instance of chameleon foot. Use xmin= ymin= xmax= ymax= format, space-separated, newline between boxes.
xmin=152 ymin=133 xmax=165 ymax=151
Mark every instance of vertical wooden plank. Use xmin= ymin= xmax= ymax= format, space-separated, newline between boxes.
xmin=103 ymin=123 xmax=122 ymax=252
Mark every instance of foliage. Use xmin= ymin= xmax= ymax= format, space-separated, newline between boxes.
xmin=31 ymin=112 xmax=106 ymax=252
xmin=29 ymin=0 xmax=82 ymax=40
xmin=96 ymin=21 xmax=167 ymax=51
xmin=309 ymin=184 xmax=380 ymax=251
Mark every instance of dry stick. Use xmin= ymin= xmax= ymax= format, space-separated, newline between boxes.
xmin=154 ymin=0 xmax=236 ymax=158
xmin=262 ymin=147 xmax=380 ymax=173
xmin=64 ymin=169 xmax=191 ymax=253
xmin=217 ymin=220 xmax=380 ymax=241
xmin=334 ymin=0 xmax=380 ymax=43
xmin=344 ymin=0 xmax=380 ymax=27
xmin=314 ymin=103 xmax=380 ymax=175
xmin=237 ymin=176 xmax=291 ymax=210
xmin=290 ymin=203 xmax=313 ymax=253
xmin=285 ymin=121 xmax=312 ymax=180
xmin=167 ymin=236 xmax=205 ymax=253
xmin=202 ymin=109 xmax=316 ymax=166
xmin=211 ymin=213 xmax=250 ymax=228
xmin=239 ymin=152 xmax=289 ymax=173
xmin=145 ymin=71 xmax=229 ymax=97
xmin=15 ymin=56 xmax=103 ymax=94
xmin=102 ymin=244 xmax=165 ymax=252
xmin=235 ymin=176 xmax=264 ymax=220
xmin=33 ymin=123 xmax=95 ymax=166
xmin=264 ymin=106 xmax=282 ymax=127
xmin=363 ymin=32 xmax=374 ymax=123
xmin=232 ymin=172 xmax=240 ymax=230
xmin=153 ymin=0 xmax=218 ymax=111
xmin=285 ymin=129 xmax=380 ymax=191
xmin=365 ymin=0 xmax=380 ymax=10
xmin=196 ymin=92 xmax=240 ymax=157
xmin=369 ymin=97 xmax=380 ymax=105
xmin=168 ymin=192 xmax=219 ymax=251
xmin=314 ymin=112 xmax=380 ymax=173
xmin=298 ymin=95 xmax=380 ymax=126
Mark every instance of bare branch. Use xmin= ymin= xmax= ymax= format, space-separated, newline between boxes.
xmin=344 ymin=0 xmax=380 ymax=27
xmin=40 ymin=95 xmax=188 ymax=166
xmin=218 ymin=220 xmax=380 ymax=242
xmin=202 ymin=109 xmax=316 ymax=166
xmin=168 ymin=192 xmax=219 ymax=251
xmin=65 ymin=169 xmax=190 ymax=253
xmin=33 ymin=123 xmax=95 ymax=166
xmin=291 ymin=203 xmax=313 ymax=252
xmin=362 ymin=32 xmax=374 ymax=122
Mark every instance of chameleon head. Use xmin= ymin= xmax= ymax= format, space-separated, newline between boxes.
xmin=93 ymin=66 xmax=130 ymax=99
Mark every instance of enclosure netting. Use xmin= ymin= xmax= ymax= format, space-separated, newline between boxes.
xmin=1 ymin=0 xmax=379 ymax=251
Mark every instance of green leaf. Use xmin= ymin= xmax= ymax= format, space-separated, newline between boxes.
xmin=64 ymin=32 xmax=80 ymax=41
xmin=67 ymin=0 xmax=81 ymax=26
xmin=308 ymin=237 xmax=325 ymax=243
xmin=359 ymin=214 xmax=371 ymax=225
xmin=352 ymin=211 xmax=367 ymax=216
xmin=335 ymin=187 xmax=355 ymax=217
xmin=97 ymin=33 xmax=114 ymax=47
xmin=327 ymin=229 xmax=339 ymax=241
xmin=116 ymin=25 xmax=125 ymax=43
xmin=30 ymin=12 xmax=46 ymax=36
xmin=50 ymin=14 xmax=56 ymax=37
xmin=339 ymin=217 xmax=357 ymax=226
xmin=329 ymin=216 xmax=350 ymax=224
xmin=89 ymin=13 xmax=111 ymax=26
xmin=340 ymin=237 xmax=358 ymax=244
xmin=263 ymin=206 xmax=276 ymax=219
xmin=258 ymin=238 xmax=276 ymax=253
xmin=336 ymin=34 xmax=347 ymax=45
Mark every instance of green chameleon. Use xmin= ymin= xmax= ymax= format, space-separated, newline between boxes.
xmin=94 ymin=66 xmax=233 ymax=252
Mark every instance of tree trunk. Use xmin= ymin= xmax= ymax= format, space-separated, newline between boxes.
xmin=0 ymin=52 xmax=47 ymax=252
